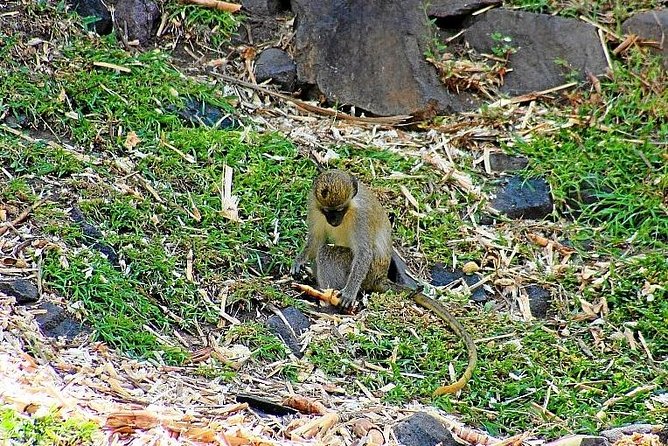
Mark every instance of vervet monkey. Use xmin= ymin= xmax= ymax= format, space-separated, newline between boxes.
xmin=292 ymin=169 xmax=477 ymax=394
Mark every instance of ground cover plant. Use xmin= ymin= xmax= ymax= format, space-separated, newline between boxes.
xmin=0 ymin=0 xmax=666 ymax=443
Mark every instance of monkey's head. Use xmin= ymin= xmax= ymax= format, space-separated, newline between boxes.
xmin=313 ymin=170 xmax=358 ymax=227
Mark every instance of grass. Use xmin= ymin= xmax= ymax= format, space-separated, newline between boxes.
xmin=0 ymin=0 xmax=666 ymax=440
xmin=0 ymin=407 xmax=99 ymax=446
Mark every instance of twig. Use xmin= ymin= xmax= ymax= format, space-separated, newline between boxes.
xmin=180 ymin=0 xmax=242 ymax=13
xmin=0 ymin=198 xmax=46 ymax=237
xmin=210 ymin=72 xmax=411 ymax=126
xmin=598 ymin=29 xmax=614 ymax=71
xmin=488 ymin=82 xmax=578 ymax=108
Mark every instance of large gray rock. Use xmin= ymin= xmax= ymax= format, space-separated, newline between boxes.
xmin=292 ymin=0 xmax=476 ymax=116
xmin=428 ymin=0 xmax=502 ymax=19
xmin=114 ymin=0 xmax=160 ymax=46
xmin=622 ymin=9 xmax=668 ymax=69
xmin=464 ymin=9 xmax=609 ymax=95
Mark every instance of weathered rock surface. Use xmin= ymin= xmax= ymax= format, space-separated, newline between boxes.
xmin=428 ymin=0 xmax=501 ymax=19
xmin=488 ymin=175 xmax=553 ymax=220
xmin=35 ymin=302 xmax=87 ymax=340
xmin=622 ymin=9 xmax=668 ymax=69
xmin=464 ymin=9 xmax=608 ymax=95
xmin=394 ymin=412 xmax=458 ymax=446
xmin=67 ymin=0 xmax=112 ymax=35
xmin=114 ymin=0 xmax=160 ymax=46
xmin=0 ymin=279 xmax=39 ymax=305
xmin=242 ymin=0 xmax=289 ymax=16
xmin=266 ymin=306 xmax=311 ymax=357
xmin=255 ymin=48 xmax=298 ymax=91
xmin=292 ymin=0 xmax=476 ymax=116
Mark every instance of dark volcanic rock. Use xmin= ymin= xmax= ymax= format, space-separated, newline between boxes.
xmin=428 ymin=0 xmax=501 ymax=19
xmin=255 ymin=48 xmax=298 ymax=91
xmin=114 ymin=0 xmax=160 ymax=46
xmin=622 ymin=9 xmax=668 ymax=69
xmin=0 ymin=279 xmax=39 ymax=304
xmin=525 ymin=285 xmax=552 ymax=318
xmin=242 ymin=0 xmax=289 ymax=15
xmin=35 ymin=302 xmax=87 ymax=340
xmin=488 ymin=153 xmax=529 ymax=173
xmin=488 ymin=175 xmax=554 ymax=220
xmin=394 ymin=412 xmax=458 ymax=446
xmin=67 ymin=0 xmax=112 ymax=34
xmin=236 ymin=394 xmax=298 ymax=416
xmin=292 ymin=0 xmax=476 ymax=116
xmin=464 ymin=9 xmax=608 ymax=95
xmin=69 ymin=207 xmax=119 ymax=265
xmin=266 ymin=306 xmax=311 ymax=357
xmin=174 ymin=98 xmax=238 ymax=129
xmin=430 ymin=264 xmax=488 ymax=302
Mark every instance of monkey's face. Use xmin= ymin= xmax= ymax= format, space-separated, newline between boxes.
xmin=321 ymin=206 xmax=347 ymax=227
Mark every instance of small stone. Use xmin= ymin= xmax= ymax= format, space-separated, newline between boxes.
xmin=0 ymin=279 xmax=39 ymax=304
xmin=34 ymin=302 xmax=87 ymax=340
xmin=525 ymin=285 xmax=552 ymax=318
xmin=394 ymin=412 xmax=457 ymax=446
xmin=430 ymin=264 xmax=488 ymax=302
xmin=254 ymin=48 xmax=298 ymax=92
xmin=462 ymin=261 xmax=479 ymax=274
xmin=488 ymin=175 xmax=554 ymax=220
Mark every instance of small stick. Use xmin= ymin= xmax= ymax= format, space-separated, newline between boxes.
xmin=180 ymin=0 xmax=242 ymax=13
xmin=292 ymin=283 xmax=341 ymax=306
xmin=0 ymin=198 xmax=46 ymax=237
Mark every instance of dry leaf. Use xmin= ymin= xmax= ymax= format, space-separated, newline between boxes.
xmin=124 ymin=131 xmax=141 ymax=150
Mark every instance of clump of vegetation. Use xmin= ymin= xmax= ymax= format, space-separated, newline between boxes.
xmin=0 ymin=408 xmax=100 ymax=446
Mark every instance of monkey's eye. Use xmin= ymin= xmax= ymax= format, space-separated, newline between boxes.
xmin=335 ymin=206 xmax=346 ymax=213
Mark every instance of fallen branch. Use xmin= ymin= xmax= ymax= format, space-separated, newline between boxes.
xmin=211 ymin=73 xmax=411 ymax=126
xmin=180 ymin=0 xmax=242 ymax=13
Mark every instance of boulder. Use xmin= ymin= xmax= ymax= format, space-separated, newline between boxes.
xmin=292 ymin=0 xmax=476 ymax=116
xmin=464 ymin=9 xmax=609 ymax=95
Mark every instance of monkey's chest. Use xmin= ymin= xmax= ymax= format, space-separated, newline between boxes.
xmin=326 ymin=225 xmax=352 ymax=248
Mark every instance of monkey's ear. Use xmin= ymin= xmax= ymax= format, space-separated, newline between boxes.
xmin=350 ymin=175 xmax=359 ymax=198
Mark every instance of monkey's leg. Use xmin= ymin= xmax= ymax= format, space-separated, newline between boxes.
xmin=315 ymin=245 xmax=352 ymax=291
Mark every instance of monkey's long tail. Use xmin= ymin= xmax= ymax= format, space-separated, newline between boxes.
xmin=412 ymin=292 xmax=478 ymax=396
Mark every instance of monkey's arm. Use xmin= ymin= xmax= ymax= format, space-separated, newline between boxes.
xmin=291 ymin=224 xmax=325 ymax=274
xmin=338 ymin=247 xmax=373 ymax=309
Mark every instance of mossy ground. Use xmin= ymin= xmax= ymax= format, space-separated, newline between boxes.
xmin=0 ymin=0 xmax=665 ymax=441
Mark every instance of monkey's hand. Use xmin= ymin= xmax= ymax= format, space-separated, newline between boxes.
xmin=290 ymin=255 xmax=305 ymax=275
xmin=337 ymin=288 xmax=357 ymax=310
